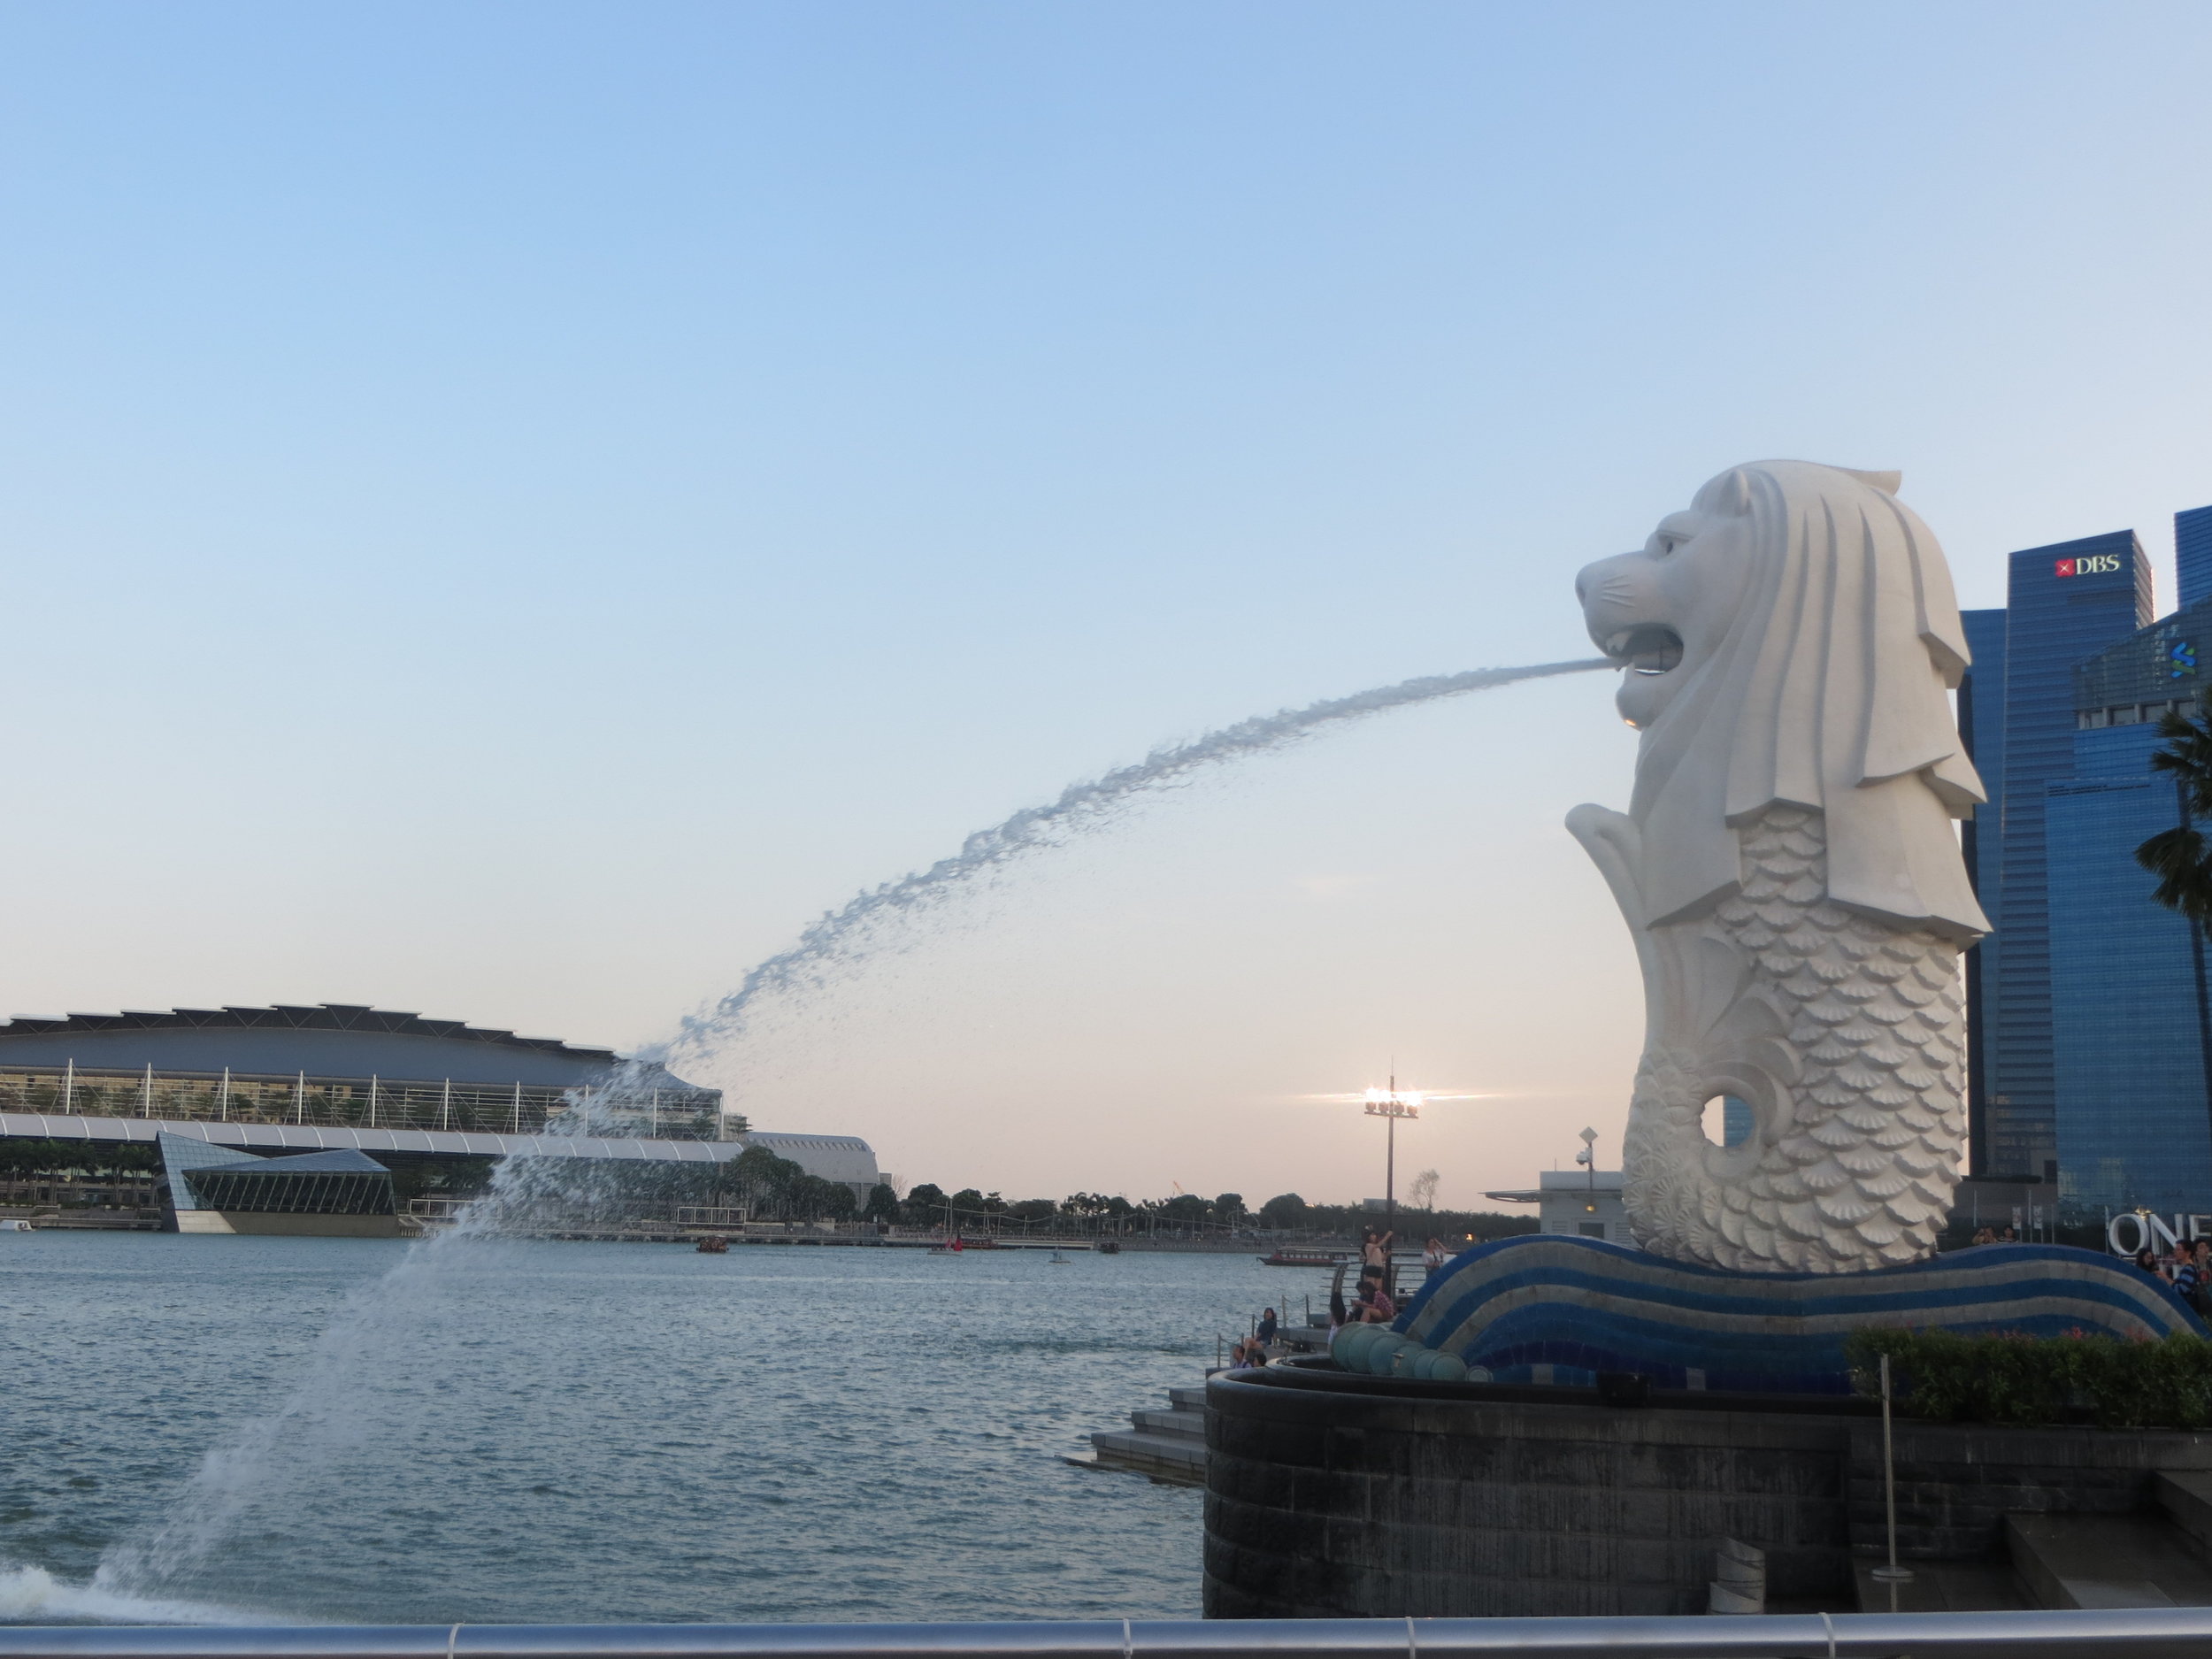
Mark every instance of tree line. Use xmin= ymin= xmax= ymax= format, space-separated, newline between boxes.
xmin=850 ymin=1180 xmax=1536 ymax=1240
xmin=0 ymin=1140 xmax=158 ymax=1179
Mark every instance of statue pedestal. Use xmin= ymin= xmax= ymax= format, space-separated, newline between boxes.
xmin=1379 ymin=1233 xmax=2203 ymax=1394
xmin=1202 ymin=1361 xmax=2212 ymax=1617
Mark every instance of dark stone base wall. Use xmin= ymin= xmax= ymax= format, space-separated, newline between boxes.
xmin=1204 ymin=1371 xmax=1855 ymax=1617
xmin=1204 ymin=1366 xmax=2212 ymax=1618
xmin=1852 ymin=1419 xmax=2212 ymax=1561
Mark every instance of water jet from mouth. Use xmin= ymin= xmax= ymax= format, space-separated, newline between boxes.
xmin=660 ymin=655 xmax=1611 ymax=1075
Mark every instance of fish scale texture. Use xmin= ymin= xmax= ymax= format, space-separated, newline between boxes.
xmin=1625 ymin=803 xmax=1965 ymax=1273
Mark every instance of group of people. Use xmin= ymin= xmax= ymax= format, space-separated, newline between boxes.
xmin=1228 ymin=1307 xmax=1279 ymax=1368
xmin=1325 ymin=1226 xmax=1401 ymax=1329
xmin=1225 ymin=1228 xmax=1470 ymax=1371
xmin=2133 ymin=1236 xmax=2212 ymax=1317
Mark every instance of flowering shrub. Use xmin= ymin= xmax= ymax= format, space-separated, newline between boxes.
xmin=1847 ymin=1327 xmax=2212 ymax=1429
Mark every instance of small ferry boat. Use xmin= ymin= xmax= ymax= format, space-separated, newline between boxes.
xmin=694 ymin=1234 xmax=729 ymax=1254
xmin=1258 ymin=1246 xmax=1349 ymax=1267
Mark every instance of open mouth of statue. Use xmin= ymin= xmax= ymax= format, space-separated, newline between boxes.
xmin=1603 ymin=625 xmax=1685 ymax=676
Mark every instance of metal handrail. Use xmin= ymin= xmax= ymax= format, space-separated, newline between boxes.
xmin=4 ymin=1613 xmax=2212 ymax=1659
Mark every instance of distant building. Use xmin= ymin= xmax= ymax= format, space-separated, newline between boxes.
xmin=0 ymin=1003 xmax=879 ymax=1207
xmin=1961 ymin=505 xmax=2212 ymax=1215
xmin=158 ymin=1131 xmax=400 ymax=1238
xmin=1484 ymin=1171 xmax=1627 ymax=1242
xmin=1969 ymin=531 xmax=2154 ymax=1185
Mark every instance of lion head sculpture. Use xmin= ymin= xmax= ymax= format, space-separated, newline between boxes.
xmin=1573 ymin=459 xmax=1988 ymax=941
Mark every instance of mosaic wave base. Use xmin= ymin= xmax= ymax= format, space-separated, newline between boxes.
xmin=1394 ymin=1234 xmax=2208 ymax=1394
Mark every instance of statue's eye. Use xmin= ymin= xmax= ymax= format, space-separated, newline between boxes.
xmin=1654 ymin=534 xmax=1683 ymax=557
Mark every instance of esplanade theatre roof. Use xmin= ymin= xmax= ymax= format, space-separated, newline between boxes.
xmin=0 ymin=1003 xmax=634 ymax=1087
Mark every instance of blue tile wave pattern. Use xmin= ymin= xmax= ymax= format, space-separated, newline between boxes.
xmin=1394 ymin=1235 xmax=2207 ymax=1394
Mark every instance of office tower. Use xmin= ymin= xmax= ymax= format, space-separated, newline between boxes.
xmin=1983 ymin=531 xmax=2151 ymax=1181
xmin=2047 ymin=596 xmax=2212 ymax=1212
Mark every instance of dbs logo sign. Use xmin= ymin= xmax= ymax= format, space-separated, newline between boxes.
xmin=2056 ymin=554 xmax=2124 ymax=577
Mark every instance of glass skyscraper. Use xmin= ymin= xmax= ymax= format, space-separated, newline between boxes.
xmin=1974 ymin=532 xmax=2151 ymax=1182
xmin=1962 ymin=507 xmax=2212 ymax=1214
xmin=2045 ymin=591 xmax=2212 ymax=1212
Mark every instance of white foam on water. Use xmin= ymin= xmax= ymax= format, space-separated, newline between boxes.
xmin=0 ymin=1559 xmax=277 ymax=1625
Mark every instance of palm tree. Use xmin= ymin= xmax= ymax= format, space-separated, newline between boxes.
xmin=2138 ymin=710 xmax=2212 ymax=925
xmin=2139 ymin=710 xmax=2212 ymax=1151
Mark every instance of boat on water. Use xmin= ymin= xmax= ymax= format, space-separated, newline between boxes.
xmin=3 ymin=1217 xmax=33 ymax=1233
xmin=694 ymin=1234 xmax=729 ymax=1254
xmin=1258 ymin=1246 xmax=1350 ymax=1267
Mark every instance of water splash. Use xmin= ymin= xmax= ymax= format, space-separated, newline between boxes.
xmin=78 ymin=657 xmax=1606 ymax=1613
xmin=662 ymin=657 xmax=1607 ymax=1069
xmin=0 ymin=1559 xmax=278 ymax=1625
xmin=88 ymin=1071 xmax=673 ymax=1615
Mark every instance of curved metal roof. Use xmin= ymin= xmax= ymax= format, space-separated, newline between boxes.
xmin=0 ymin=1004 xmax=617 ymax=1062
xmin=1 ymin=1112 xmax=741 ymax=1164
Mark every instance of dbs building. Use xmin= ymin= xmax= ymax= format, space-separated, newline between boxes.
xmin=1962 ymin=503 xmax=2212 ymax=1219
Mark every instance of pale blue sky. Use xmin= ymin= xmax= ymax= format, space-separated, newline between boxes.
xmin=4 ymin=4 xmax=2210 ymax=1202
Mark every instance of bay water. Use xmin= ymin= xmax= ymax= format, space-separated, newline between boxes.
xmin=0 ymin=1233 xmax=1302 ymax=1624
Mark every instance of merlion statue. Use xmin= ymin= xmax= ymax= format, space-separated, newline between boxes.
xmin=1567 ymin=460 xmax=1988 ymax=1273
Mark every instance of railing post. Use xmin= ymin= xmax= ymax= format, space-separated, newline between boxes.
xmin=62 ymin=1058 xmax=73 ymax=1114
xmin=141 ymin=1063 xmax=152 ymax=1118
xmin=1874 ymin=1352 xmax=1914 ymax=1588
xmin=442 ymin=1078 xmax=451 ymax=1133
xmin=296 ymin=1071 xmax=305 ymax=1124
xmin=219 ymin=1066 xmax=230 ymax=1122
xmin=368 ymin=1075 xmax=379 ymax=1128
xmin=512 ymin=1081 xmax=522 ymax=1134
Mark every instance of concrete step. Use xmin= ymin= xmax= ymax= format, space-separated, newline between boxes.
xmin=1853 ymin=1559 xmax=2028 ymax=1613
xmin=1132 ymin=1407 xmax=1205 ymax=1440
xmin=1087 ymin=1427 xmax=1206 ymax=1487
xmin=2006 ymin=1513 xmax=2212 ymax=1609
xmin=2157 ymin=1471 xmax=2212 ymax=1557
xmin=1169 ymin=1386 xmax=1209 ymax=1411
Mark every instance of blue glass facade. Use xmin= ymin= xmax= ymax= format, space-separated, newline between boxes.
xmin=1958 ymin=607 xmax=2007 ymax=1175
xmin=2047 ymin=600 xmax=2212 ymax=1213
xmin=1984 ymin=532 xmax=2152 ymax=1179
xmin=2178 ymin=504 xmax=2212 ymax=613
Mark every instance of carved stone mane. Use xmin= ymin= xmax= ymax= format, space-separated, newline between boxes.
xmin=1569 ymin=461 xmax=1988 ymax=1273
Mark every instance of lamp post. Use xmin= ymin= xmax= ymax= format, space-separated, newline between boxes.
xmin=1363 ymin=1079 xmax=1423 ymax=1233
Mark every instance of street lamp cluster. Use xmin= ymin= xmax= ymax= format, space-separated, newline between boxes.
xmin=1363 ymin=1083 xmax=1423 ymax=1228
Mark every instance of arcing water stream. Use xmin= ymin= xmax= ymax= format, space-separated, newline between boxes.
xmin=12 ymin=656 xmax=1607 ymax=1622
xmin=659 ymin=657 xmax=1607 ymax=1074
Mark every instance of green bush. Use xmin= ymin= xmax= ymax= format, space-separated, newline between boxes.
xmin=1847 ymin=1327 xmax=2212 ymax=1430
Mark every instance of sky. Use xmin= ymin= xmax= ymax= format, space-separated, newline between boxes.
xmin=4 ymin=2 xmax=2211 ymax=1209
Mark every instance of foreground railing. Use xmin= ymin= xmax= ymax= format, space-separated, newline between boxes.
xmin=4 ymin=1614 xmax=2212 ymax=1659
